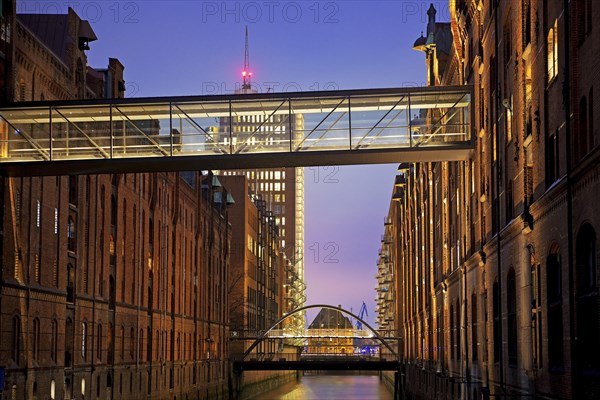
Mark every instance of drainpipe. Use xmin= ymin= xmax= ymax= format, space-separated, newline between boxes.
xmin=562 ymin=0 xmax=576 ymax=397
xmin=493 ymin=0 xmax=505 ymax=392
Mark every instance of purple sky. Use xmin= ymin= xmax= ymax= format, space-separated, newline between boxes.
xmin=19 ymin=0 xmax=450 ymax=326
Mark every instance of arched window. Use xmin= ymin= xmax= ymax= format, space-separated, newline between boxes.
xmin=51 ymin=319 xmax=58 ymax=362
xmin=67 ymin=216 xmax=76 ymax=252
xmin=67 ymin=263 xmax=74 ymax=303
xmin=65 ymin=317 xmax=73 ymax=367
xmin=577 ymin=96 xmax=589 ymax=161
xmin=156 ymin=329 xmax=160 ymax=360
xmin=471 ymin=292 xmax=478 ymax=361
xmin=507 ymin=268 xmax=518 ymax=367
xmin=109 ymin=235 xmax=116 ymax=266
xmin=455 ymin=298 xmax=461 ymax=360
xmin=123 ymin=199 xmax=127 ymax=229
xmin=450 ymin=304 xmax=454 ymax=361
xmin=81 ymin=322 xmax=87 ymax=361
xmin=576 ymin=223 xmax=599 ymax=373
xmin=12 ymin=315 xmax=20 ymax=364
xmin=97 ymin=323 xmax=102 ymax=361
xmin=111 ymin=195 xmax=117 ymax=227
xmin=32 ymin=318 xmax=40 ymax=361
xmin=108 ymin=323 xmax=113 ymax=364
xmin=75 ymin=59 xmax=84 ymax=98
xmin=130 ymin=327 xmax=135 ymax=359
xmin=147 ymin=327 xmax=152 ymax=362
xmin=121 ymin=326 xmax=125 ymax=360
xmin=492 ymin=280 xmax=501 ymax=363
xmin=69 ymin=175 xmax=78 ymax=206
xmin=149 ymin=216 xmax=154 ymax=249
xmin=109 ymin=275 xmax=115 ymax=310
xmin=139 ymin=328 xmax=144 ymax=361
xmin=547 ymin=246 xmax=564 ymax=370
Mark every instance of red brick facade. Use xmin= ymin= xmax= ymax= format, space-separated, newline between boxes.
xmin=379 ymin=1 xmax=600 ymax=399
xmin=0 ymin=4 xmax=233 ymax=399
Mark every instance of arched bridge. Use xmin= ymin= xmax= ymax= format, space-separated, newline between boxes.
xmin=231 ymin=304 xmax=402 ymax=373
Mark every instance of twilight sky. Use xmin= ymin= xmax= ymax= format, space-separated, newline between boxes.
xmin=19 ymin=0 xmax=450 ymax=326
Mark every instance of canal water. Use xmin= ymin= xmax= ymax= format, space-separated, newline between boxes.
xmin=251 ymin=373 xmax=393 ymax=399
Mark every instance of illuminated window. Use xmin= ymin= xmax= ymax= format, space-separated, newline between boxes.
xmin=547 ymin=20 xmax=558 ymax=83
xmin=506 ymin=96 xmax=513 ymax=142
xmin=68 ymin=217 xmax=76 ymax=252
xmin=36 ymin=200 xmax=40 ymax=227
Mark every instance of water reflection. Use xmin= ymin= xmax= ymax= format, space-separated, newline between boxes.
xmin=254 ymin=374 xmax=393 ymax=399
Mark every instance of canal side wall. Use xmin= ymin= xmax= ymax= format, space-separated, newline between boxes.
xmin=239 ymin=370 xmax=297 ymax=400
xmin=381 ymin=371 xmax=396 ymax=395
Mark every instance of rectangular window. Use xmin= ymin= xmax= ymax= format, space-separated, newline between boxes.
xmin=547 ymin=20 xmax=558 ymax=83
xmin=506 ymin=96 xmax=513 ymax=142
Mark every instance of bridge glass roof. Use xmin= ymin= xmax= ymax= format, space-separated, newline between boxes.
xmin=0 ymin=86 xmax=473 ymax=175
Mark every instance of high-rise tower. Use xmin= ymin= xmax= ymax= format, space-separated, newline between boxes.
xmin=218 ymin=28 xmax=306 ymax=338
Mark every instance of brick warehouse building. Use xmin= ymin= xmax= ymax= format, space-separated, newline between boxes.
xmin=0 ymin=4 xmax=232 ymax=400
xmin=378 ymin=1 xmax=599 ymax=399
xmin=218 ymin=174 xmax=295 ymax=397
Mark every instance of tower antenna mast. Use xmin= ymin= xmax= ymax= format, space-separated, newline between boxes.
xmin=242 ymin=26 xmax=252 ymax=90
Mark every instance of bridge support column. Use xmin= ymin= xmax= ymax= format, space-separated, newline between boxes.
xmin=393 ymin=371 xmax=399 ymax=400
xmin=231 ymin=370 xmax=242 ymax=400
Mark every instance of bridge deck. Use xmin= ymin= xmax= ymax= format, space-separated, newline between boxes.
xmin=0 ymin=86 xmax=472 ymax=176
xmin=233 ymin=359 xmax=400 ymax=372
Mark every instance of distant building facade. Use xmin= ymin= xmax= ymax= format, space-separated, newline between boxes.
xmin=218 ymin=174 xmax=285 ymax=355
xmin=0 ymin=4 xmax=232 ymax=400
xmin=307 ymin=308 xmax=353 ymax=355
xmin=377 ymin=1 xmax=600 ymax=399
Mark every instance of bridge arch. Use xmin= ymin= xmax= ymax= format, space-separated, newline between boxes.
xmin=241 ymin=304 xmax=397 ymax=360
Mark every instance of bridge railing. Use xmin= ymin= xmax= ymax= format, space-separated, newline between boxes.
xmin=230 ymin=328 xmax=402 ymax=340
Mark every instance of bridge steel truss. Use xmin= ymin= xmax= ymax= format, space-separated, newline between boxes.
xmin=0 ymin=86 xmax=473 ymax=176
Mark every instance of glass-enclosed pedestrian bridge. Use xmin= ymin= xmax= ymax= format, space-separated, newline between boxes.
xmin=0 ymin=86 xmax=473 ymax=176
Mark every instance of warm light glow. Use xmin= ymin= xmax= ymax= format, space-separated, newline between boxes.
xmin=242 ymin=71 xmax=247 ymax=77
